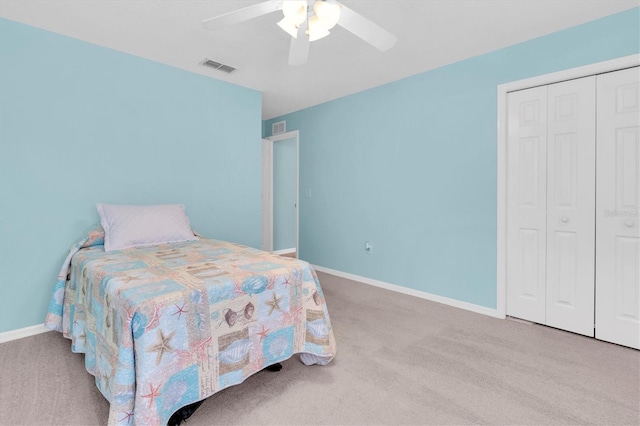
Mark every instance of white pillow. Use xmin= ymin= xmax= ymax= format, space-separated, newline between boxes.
xmin=97 ymin=203 xmax=197 ymax=252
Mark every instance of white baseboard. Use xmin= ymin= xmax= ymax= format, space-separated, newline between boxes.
xmin=0 ymin=323 xmax=51 ymax=344
xmin=273 ymin=248 xmax=296 ymax=255
xmin=313 ymin=265 xmax=504 ymax=319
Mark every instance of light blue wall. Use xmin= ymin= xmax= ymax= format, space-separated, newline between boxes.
xmin=264 ymin=8 xmax=640 ymax=309
xmin=0 ymin=18 xmax=262 ymax=333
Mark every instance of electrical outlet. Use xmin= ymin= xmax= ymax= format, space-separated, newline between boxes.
xmin=364 ymin=241 xmax=373 ymax=254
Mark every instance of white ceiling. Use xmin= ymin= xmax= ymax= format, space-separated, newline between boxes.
xmin=1 ymin=1 xmax=637 ymax=119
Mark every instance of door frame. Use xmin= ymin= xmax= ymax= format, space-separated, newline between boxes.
xmin=496 ymin=54 xmax=639 ymax=319
xmin=262 ymin=130 xmax=300 ymax=254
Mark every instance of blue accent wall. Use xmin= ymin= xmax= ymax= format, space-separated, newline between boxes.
xmin=264 ymin=8 xmax=640 ymax=309
xmin=0 ymin=18 xmax=262 ymax=333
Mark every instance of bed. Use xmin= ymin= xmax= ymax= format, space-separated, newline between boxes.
xmin=44 ymin=223 xmax=336 ymax=425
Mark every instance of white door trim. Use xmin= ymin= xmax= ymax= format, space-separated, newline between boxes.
xmin=263 ymin=130 xmax=300 ymax=253
xmin=496 ymin=54 xmax=640 ymax=318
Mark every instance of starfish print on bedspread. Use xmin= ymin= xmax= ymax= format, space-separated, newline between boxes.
xmin=172 ymin=303 xmax=188 ymax=320
xmin=256 ymin=324 xmax=269 ymax=342
xmin=141 ymin=383 xmax=161 ymax=408
xmin=119 ymin=411 xmax=134 ymax=424
xmin=265 ymin=292 xmax=282 ymax=316
xmin=146 ymin=329 xmax=176 ymax=365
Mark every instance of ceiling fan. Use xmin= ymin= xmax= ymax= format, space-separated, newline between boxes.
xmin=202 ymin=0 xmax=397 ymax=65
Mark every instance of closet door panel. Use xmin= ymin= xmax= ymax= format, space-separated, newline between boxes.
xmin=596 ymin=67 xmax=640 ymax=349
xmin=506 ymin=86 xmax=548 ymax=324
xmin=545 ymin=76 xmax=596 ymax=337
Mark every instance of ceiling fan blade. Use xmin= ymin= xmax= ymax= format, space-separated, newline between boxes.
xmin=288 ymin=19 xmax=310 ymax=65
xmin=336 ymin=2 xmax=397 ymax=51
xmin=202 ymin=1 xmax=282 ymax=31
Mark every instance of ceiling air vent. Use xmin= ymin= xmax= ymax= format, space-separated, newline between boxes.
xmin=272 ymin=121 xmax=286 ymax=135
xmin=202 ymin=58 xmax=236 ymax=74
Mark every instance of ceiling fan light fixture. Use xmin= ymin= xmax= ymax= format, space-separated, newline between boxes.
xmin=306 ymin=15 xmax=330 ymax=41
xmin=313 ymin=0 xmax=341 ymax=30
xmin=281 ymin=1 xmax=308 ymax=26
xmin=202 ymin=0 xmax=397 ymax=65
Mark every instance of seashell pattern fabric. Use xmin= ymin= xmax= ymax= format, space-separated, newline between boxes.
xmin=45 ymin=227 xmax=336 ymax=426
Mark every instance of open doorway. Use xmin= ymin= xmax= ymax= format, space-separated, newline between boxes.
xmin=261 ymin=130 xmax=299 ymax=257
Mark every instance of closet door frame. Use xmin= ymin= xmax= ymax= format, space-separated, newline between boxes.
xmin=496 ymin=54 xmax=640 ymax=318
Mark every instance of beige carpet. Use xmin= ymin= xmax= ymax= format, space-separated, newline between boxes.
xmin=1 ymin=271 xmax=638 ymax=425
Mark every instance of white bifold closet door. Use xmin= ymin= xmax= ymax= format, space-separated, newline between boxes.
xmin=595 ymin=67 xmax=640 ymax=349
xmin=506 ymin=85 xmax=548 ymax=325
xmin=545 ymin=77 xmax=596 ymax=336
xmin=506 ymin=76 xmax=596 ymax=336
